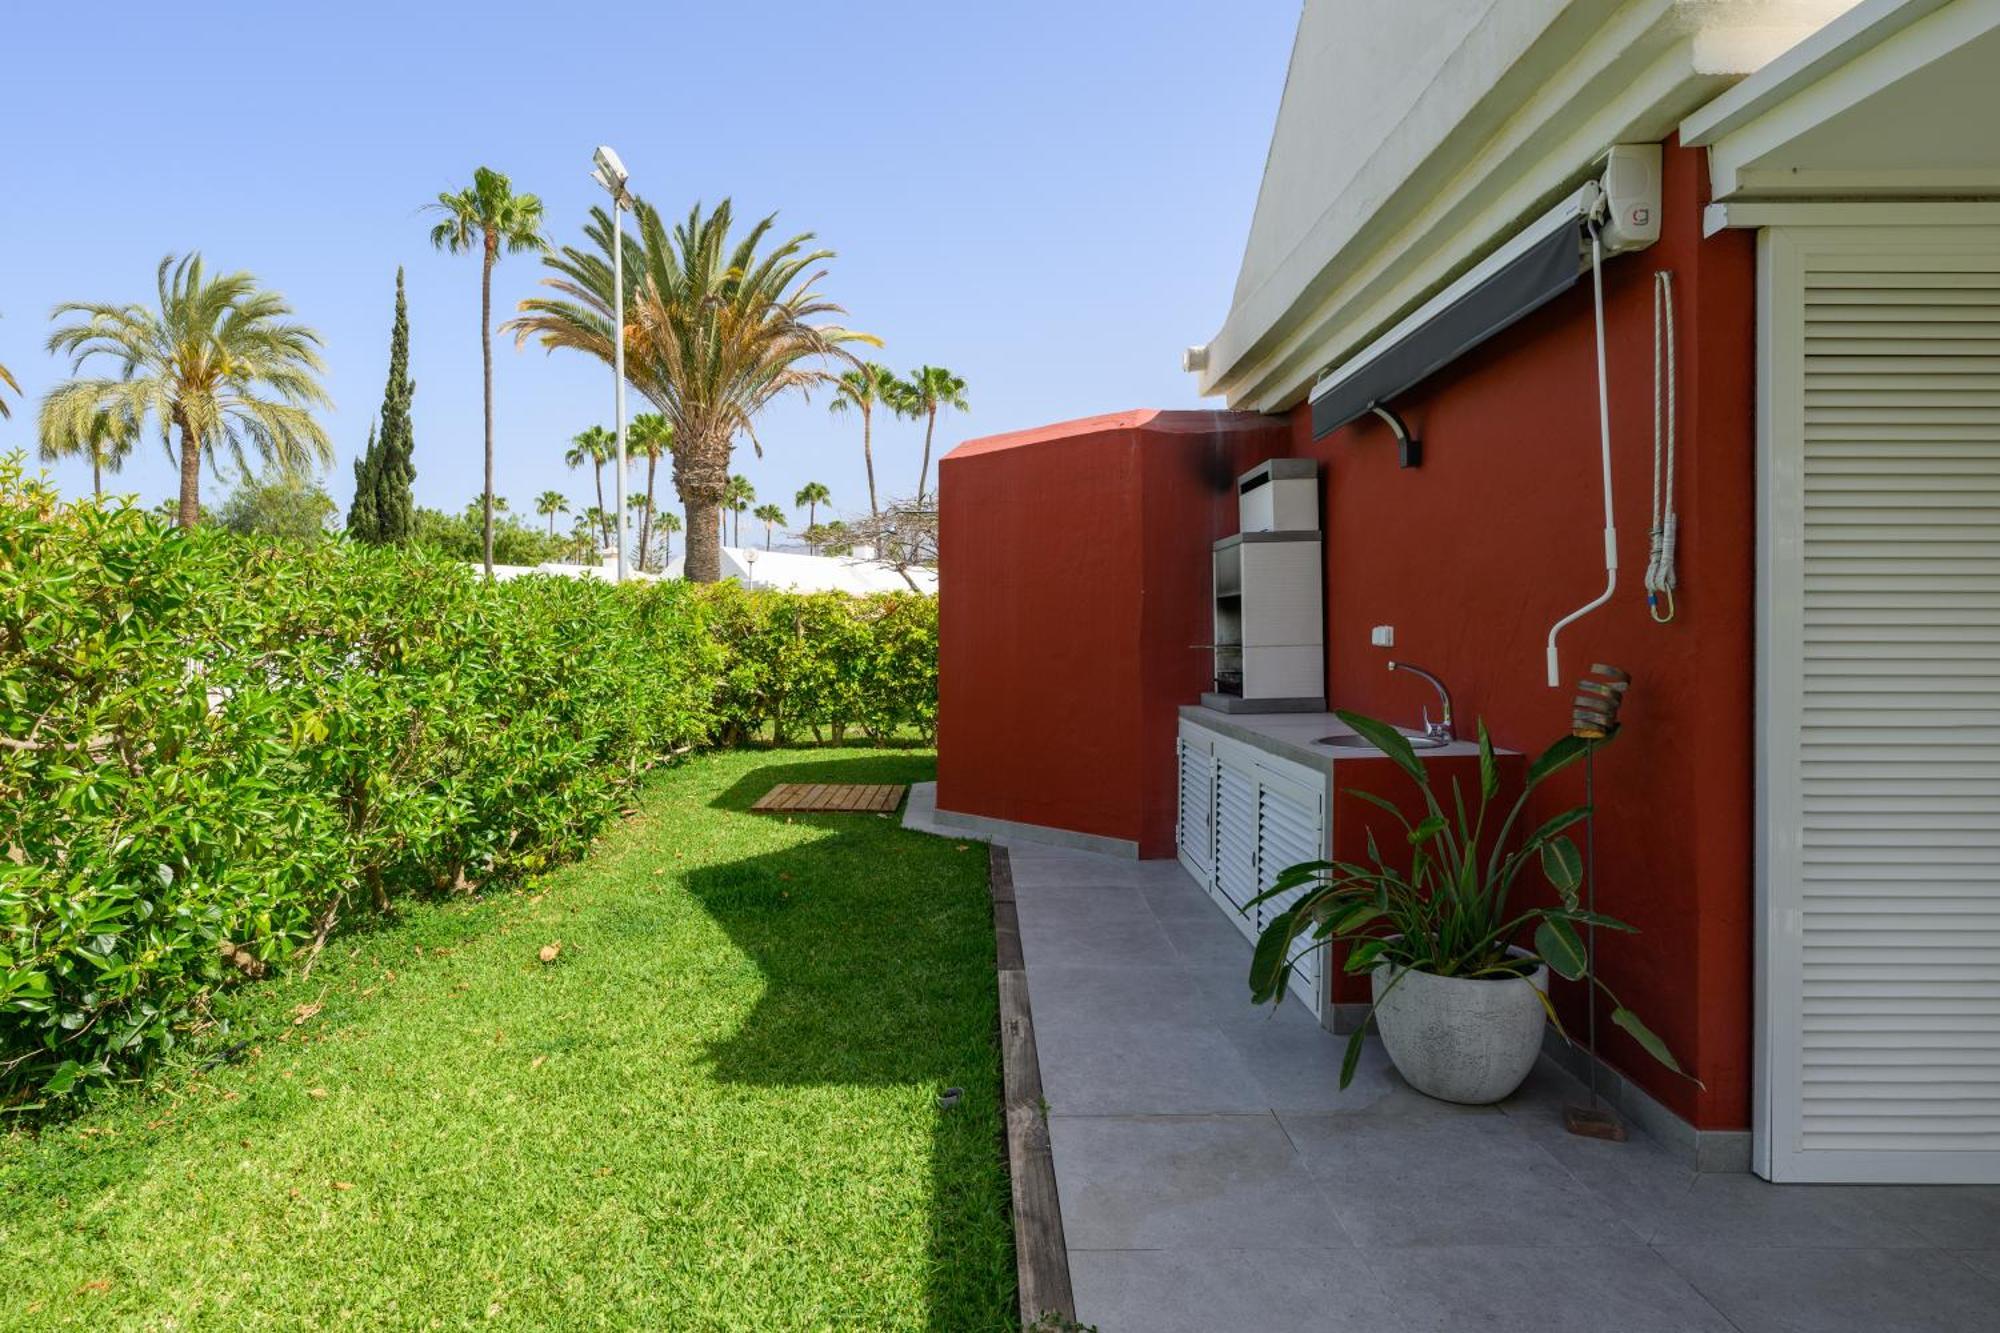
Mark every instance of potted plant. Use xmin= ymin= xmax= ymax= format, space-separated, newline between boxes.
xmin=1247 ymin=711 xmax=1688 ymax=1104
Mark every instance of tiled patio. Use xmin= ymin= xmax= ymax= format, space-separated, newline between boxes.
xmin=997 ymin=838 xmax=2000 ymax=1333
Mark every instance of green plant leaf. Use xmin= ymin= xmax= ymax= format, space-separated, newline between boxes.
xmin=1339 ymin=1025 xmax=1368 ymax=1090
xmin=1541 ymin=836 xmax=1583 ymax=904
xmin=1534 ymin=917 xmax=1588 ymax=981
xmin=1335 ymin=710 xmax=1426 ymax=786
xmin=1409 ymin=814 xmax=1446 ymax=846
xmin=1611 ymin=1006 xmax=1688 ymax=1077
xmin=1248 ymin=908 xmax=1299 ymax=1005
xmin=1477 ymin=720 xmax=1498 ymax=801
xmin=1527 ymin=733 xmax=1592 ymax=788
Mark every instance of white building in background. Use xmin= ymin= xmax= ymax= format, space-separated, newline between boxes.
xmin=484 ymin=545 xmax=936 ymax=594
xmin=663 ymin=545 xmax=937 ymax=595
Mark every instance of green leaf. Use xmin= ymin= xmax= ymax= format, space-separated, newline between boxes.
xmin=1334 ymin=710 xmax=1426 ymax=787
xmin=1248 ymin=908 xmax=1299 ymax=1005
xmin=1543 ymin=908 xmax=1636 ymax=932
xmin=1477 ymin=720 xmax=1498 ymax=801
xmin=1541 ymin=836 xmax=1583 ymax=902
xmin=1342 ymin=937 xmax=1390 ymax=974
xmin=1611 ymin=1007 xmax=1688 ymax=1077
xmin=1339 ymin=1025 xmax=1368 ymax=1090
xmin=1534 ymin=917 xmax=1588 ymax=981
xmin=1408 ymin=814 xmax=1446 ymax=846
xmin=1527 ymin=733 xmax=1591 ymax=788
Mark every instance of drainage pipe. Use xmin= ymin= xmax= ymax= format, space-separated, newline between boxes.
xmin=1545 ymin=222 xmax=1619 ymax=688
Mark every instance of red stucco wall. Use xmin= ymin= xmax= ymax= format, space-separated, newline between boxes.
xmin=1297 ymin=140 xmax=1755 ymax=1127
xmin=936 ymin=411 xmax=1288 ymax=855
xmin=935 ymin=141 xmax=1755 ymax=1129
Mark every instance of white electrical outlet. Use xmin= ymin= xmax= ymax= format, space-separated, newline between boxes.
xmin=1370 ymin=625 xmax=1395 ymax=648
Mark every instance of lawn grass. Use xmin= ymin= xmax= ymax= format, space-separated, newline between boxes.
xmin=0 ymin=748 xmax=1015 ymax=1329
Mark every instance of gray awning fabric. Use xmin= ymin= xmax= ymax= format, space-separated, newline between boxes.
xmin=1310 ymin=222 xmax=1584 ymax=439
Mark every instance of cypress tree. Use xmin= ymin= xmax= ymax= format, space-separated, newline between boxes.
xmin=347 ymin=267 xmax=417 ymax=543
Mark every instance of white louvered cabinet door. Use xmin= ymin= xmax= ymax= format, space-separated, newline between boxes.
xmin=1255 ymin=768 xmax=1326 ymax=1019
xmin=1759 ymin=225 xmax=2000 ymax=1183
xmin=1177 ymin=737 xmax=1216 ymax=881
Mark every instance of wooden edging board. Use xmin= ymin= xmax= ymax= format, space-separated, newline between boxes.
xmin=991 ymin=843 xmax=1077 ymax=1326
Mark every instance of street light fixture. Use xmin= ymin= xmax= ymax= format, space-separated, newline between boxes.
xmin=592 ymin=146 xmax=632 ymax=582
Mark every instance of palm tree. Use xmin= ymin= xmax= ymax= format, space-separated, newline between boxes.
xmin=42 ymin=255 xmax=331 ymax=527
xmin=40 ymin=403 xmax=140 ymax=498
xmin=724 ymin=474 xmax=755 ymax=547
xmin=655 ymin=510 xmax=682 ymax=568
xmin=507 ymin=198 xmax=877 ymax=582
xmin=429 ymin=166 xmax=546 ymax=577
xmin=890 ymin=365 xmax=968 ymax=506
xmin=535 ymin=489 xmax=568 ymax=537
xmin=828 ymin=363 xmax=898 ymax=516
xmin=794 ymin=480 xmax=831 ymax=529
xmin=753 ymin=502 xmax=786 ymax=550
xmin=565 ymin=425 xmax=615 ymax=545
xmin=629 ymin=412 xmax=673 ymax=568
xmin=624 ymin=488 xmax=648 ymax=548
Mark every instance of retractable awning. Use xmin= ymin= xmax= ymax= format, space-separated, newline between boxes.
xmin=1310 ymin=215 xmax=1584 ymax=439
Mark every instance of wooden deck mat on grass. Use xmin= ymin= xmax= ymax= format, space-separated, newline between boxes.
xmin=751 ymin=782 xmax=907 ymax=814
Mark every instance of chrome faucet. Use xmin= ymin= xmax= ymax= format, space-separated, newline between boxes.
xmin=1388 ymin=661 xmax=1455 ymax=745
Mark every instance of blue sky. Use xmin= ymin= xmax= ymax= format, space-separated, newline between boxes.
xmin=0 ymin=2 xmax=1296 ymax=533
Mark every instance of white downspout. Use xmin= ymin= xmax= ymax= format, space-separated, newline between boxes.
xmin=1545 ymin=220 xmax=1619 ymax=688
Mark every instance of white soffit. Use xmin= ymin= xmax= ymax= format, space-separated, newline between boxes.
xmin=1199 ymin=0 xmax=1855 ymax=412
xmin=1683 ymin=0 xmax=2000 ymax=201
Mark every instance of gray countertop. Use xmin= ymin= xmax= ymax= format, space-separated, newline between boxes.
xmin=1178 ymin=704 xmax=1504 ymax=770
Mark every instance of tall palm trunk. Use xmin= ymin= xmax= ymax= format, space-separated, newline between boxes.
xmin=807 ymin=499 xmax=817 ymax=528
xmin=677 ymin=445 xmax=726 ymax=582
xmin=592 ymin=460 xmax=607 ymax=545
xmin=92 ymin=455 xmax=102 ymax=499
xmin=175 ymin=412 xmax=201 ymax=528
xmin=639 ymin=453 xmax=658 ymax=568
xmin=546 ymin=512 xmax=556 ymax=538
xmin=480 ymin=232 xmax=497 ymax=578
xmin=862 ymin=402 xmax=878 ymax=516
xmin=916 ymin=406 xmax=937 ymax=505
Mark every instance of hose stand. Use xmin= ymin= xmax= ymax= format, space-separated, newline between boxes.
xmin=1565 ymin=665 xmax=1630 ymax=1142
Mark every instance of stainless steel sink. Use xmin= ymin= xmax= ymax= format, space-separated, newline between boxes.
xmin=1315 ymin=732 xmax=1450 ymax=750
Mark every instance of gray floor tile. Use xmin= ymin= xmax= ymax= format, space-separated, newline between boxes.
xmin=1007 ymin=845 xmax=1181 ymax=889
xmin=1070 ymin=1247 xmax=1403 ymax=1333
xmin=1017 ymin=891 xmax=1180 ymax=968
xmin=1155 ymin=908 xmax=1257 ymax=967
xmin=1657 ymin=1244 xmax=1999 ymax=1332
xmin=1028 ymin=964 xmax=1271 ymax=1115
xmin=1138 ymin=871 xmax=1223 ymax=921
xmin=1647 ymin=1174 xmax=1933 ymax=1248
xmin=1495 ymin=1066 xmax=1699 ymax=1243
xmin=1049 ymin=1114 xmax=1349 ymax=1250
xmin=1871 ymin=1185 xmax=2000 ymax=1250
xmin=1037 ymin=1012 xmax=1271 ymax=1116
xmin=1951 ymin=1249 xmax=2000 ymax=1287
xmin=1280 ymin=1113 xmax=1632 ymax=1247
xmin=1367 ymin=1245 xmax=1735 ymax=1332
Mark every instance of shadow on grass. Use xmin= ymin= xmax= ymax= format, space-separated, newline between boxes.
xmin=687 ymin=752 xmax=1013 ymax=1329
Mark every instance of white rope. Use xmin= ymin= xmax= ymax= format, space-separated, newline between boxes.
xmin=1646 ymin=270 xmax=1679 ymax=622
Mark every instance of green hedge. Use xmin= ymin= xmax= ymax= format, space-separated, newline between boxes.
xmin=0 ymin=461 xmax=936 ymax=1103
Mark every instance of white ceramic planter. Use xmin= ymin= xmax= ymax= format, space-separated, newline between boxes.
xmin=1370 ymin=952 xmax=1548 ymax=1105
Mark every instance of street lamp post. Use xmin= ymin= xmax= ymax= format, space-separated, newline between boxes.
xmin=592 ymin=146 xmax=632 ymax=583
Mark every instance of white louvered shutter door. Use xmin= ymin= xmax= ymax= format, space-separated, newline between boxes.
xmin=1214 ymin=762 xmax=1259 ymax=928
xmin=1177 ymin=738 xmax=1215 ymax=879
xmin=1760 ymin=225 xmax=2000 ymax=1183
xmin=1255 ymin=769 xmax=1325 ymax=1018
